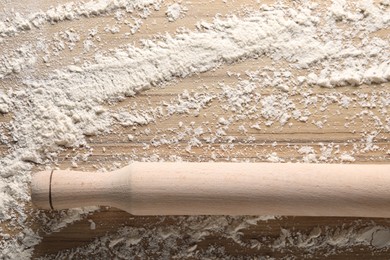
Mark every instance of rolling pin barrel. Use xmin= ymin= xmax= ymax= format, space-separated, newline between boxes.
xmin=31 ymin=162 xmax=390 ymax=217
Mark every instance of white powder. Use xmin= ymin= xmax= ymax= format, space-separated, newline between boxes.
xmin=0 ymin=90 xmax=11 ymax=113
xmin=0 ymin=0 xmax=390 ymax=258
xmin=0 ymin=0 xmax=161 ymax=39
xmin=0 ymin=44 xmax=37 ymax=79
xmin=38 ymin=217 xmax=390 ymax=259
xmin=267 ymin=152 xmax=284 ymax=163
xmin=166 ymin=3 xmax=187 ymax=22
xmin=340 ymin=153 xmax=356 ymax=162
xmin=88 ymin=219 xmax=96 ymax=230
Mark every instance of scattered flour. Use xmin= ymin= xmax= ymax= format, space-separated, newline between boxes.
xmin=0 ymin=44 xmax=37 ymax=79
xmin=0 ymin=0 xmax=161 ymax=39
xmin=340 ymin=153 xmax=356 ymax=162
xmin=0 ymin=0 xmax=390 ymax=259
xmin=38 ymin=217 xmax=390 ymax=259
xmin=166 ymin=2 xmax=187 ymax=22
xmin=267 ymin=152 xmax=284 ymax=163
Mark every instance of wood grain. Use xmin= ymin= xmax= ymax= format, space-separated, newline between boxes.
xmin=29 ymin=77 xmax=390 ymax=258
xmin=33 ymin=208 xmax=390 ymax=259
xmin=0 ymin=0 xmax=389 ymax=258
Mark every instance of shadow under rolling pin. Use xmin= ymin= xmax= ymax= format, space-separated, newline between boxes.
xmin=31 ymin=162 xmax=390 ymax=217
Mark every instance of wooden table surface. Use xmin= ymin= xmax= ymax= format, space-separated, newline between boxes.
xmin=1 ymin=0 xmax=390 ymax=258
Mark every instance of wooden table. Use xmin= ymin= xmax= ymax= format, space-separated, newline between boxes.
xmin=1 ymin=0 xmax=390 ymax=258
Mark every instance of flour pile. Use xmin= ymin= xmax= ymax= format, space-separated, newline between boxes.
xmin=166 ymin=3 xmax=187 ymax=21
xmin=0 ymin=0 xmax=390 ymax=258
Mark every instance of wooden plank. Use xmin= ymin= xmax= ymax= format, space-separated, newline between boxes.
xmin=0 ymin=0 xmax=389 ymax=258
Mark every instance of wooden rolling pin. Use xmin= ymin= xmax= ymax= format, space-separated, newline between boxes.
xmin=31 ymin=162 xmax=390 ymax=217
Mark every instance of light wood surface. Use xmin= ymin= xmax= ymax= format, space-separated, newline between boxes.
xmin=33 ymin=162 xmax=390 ymax=217
xmin=0 ymin=0 xmax=390 ymax=258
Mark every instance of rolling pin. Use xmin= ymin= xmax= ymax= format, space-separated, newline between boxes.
xmin=31 ymin=162 xmax=390 ymax=217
